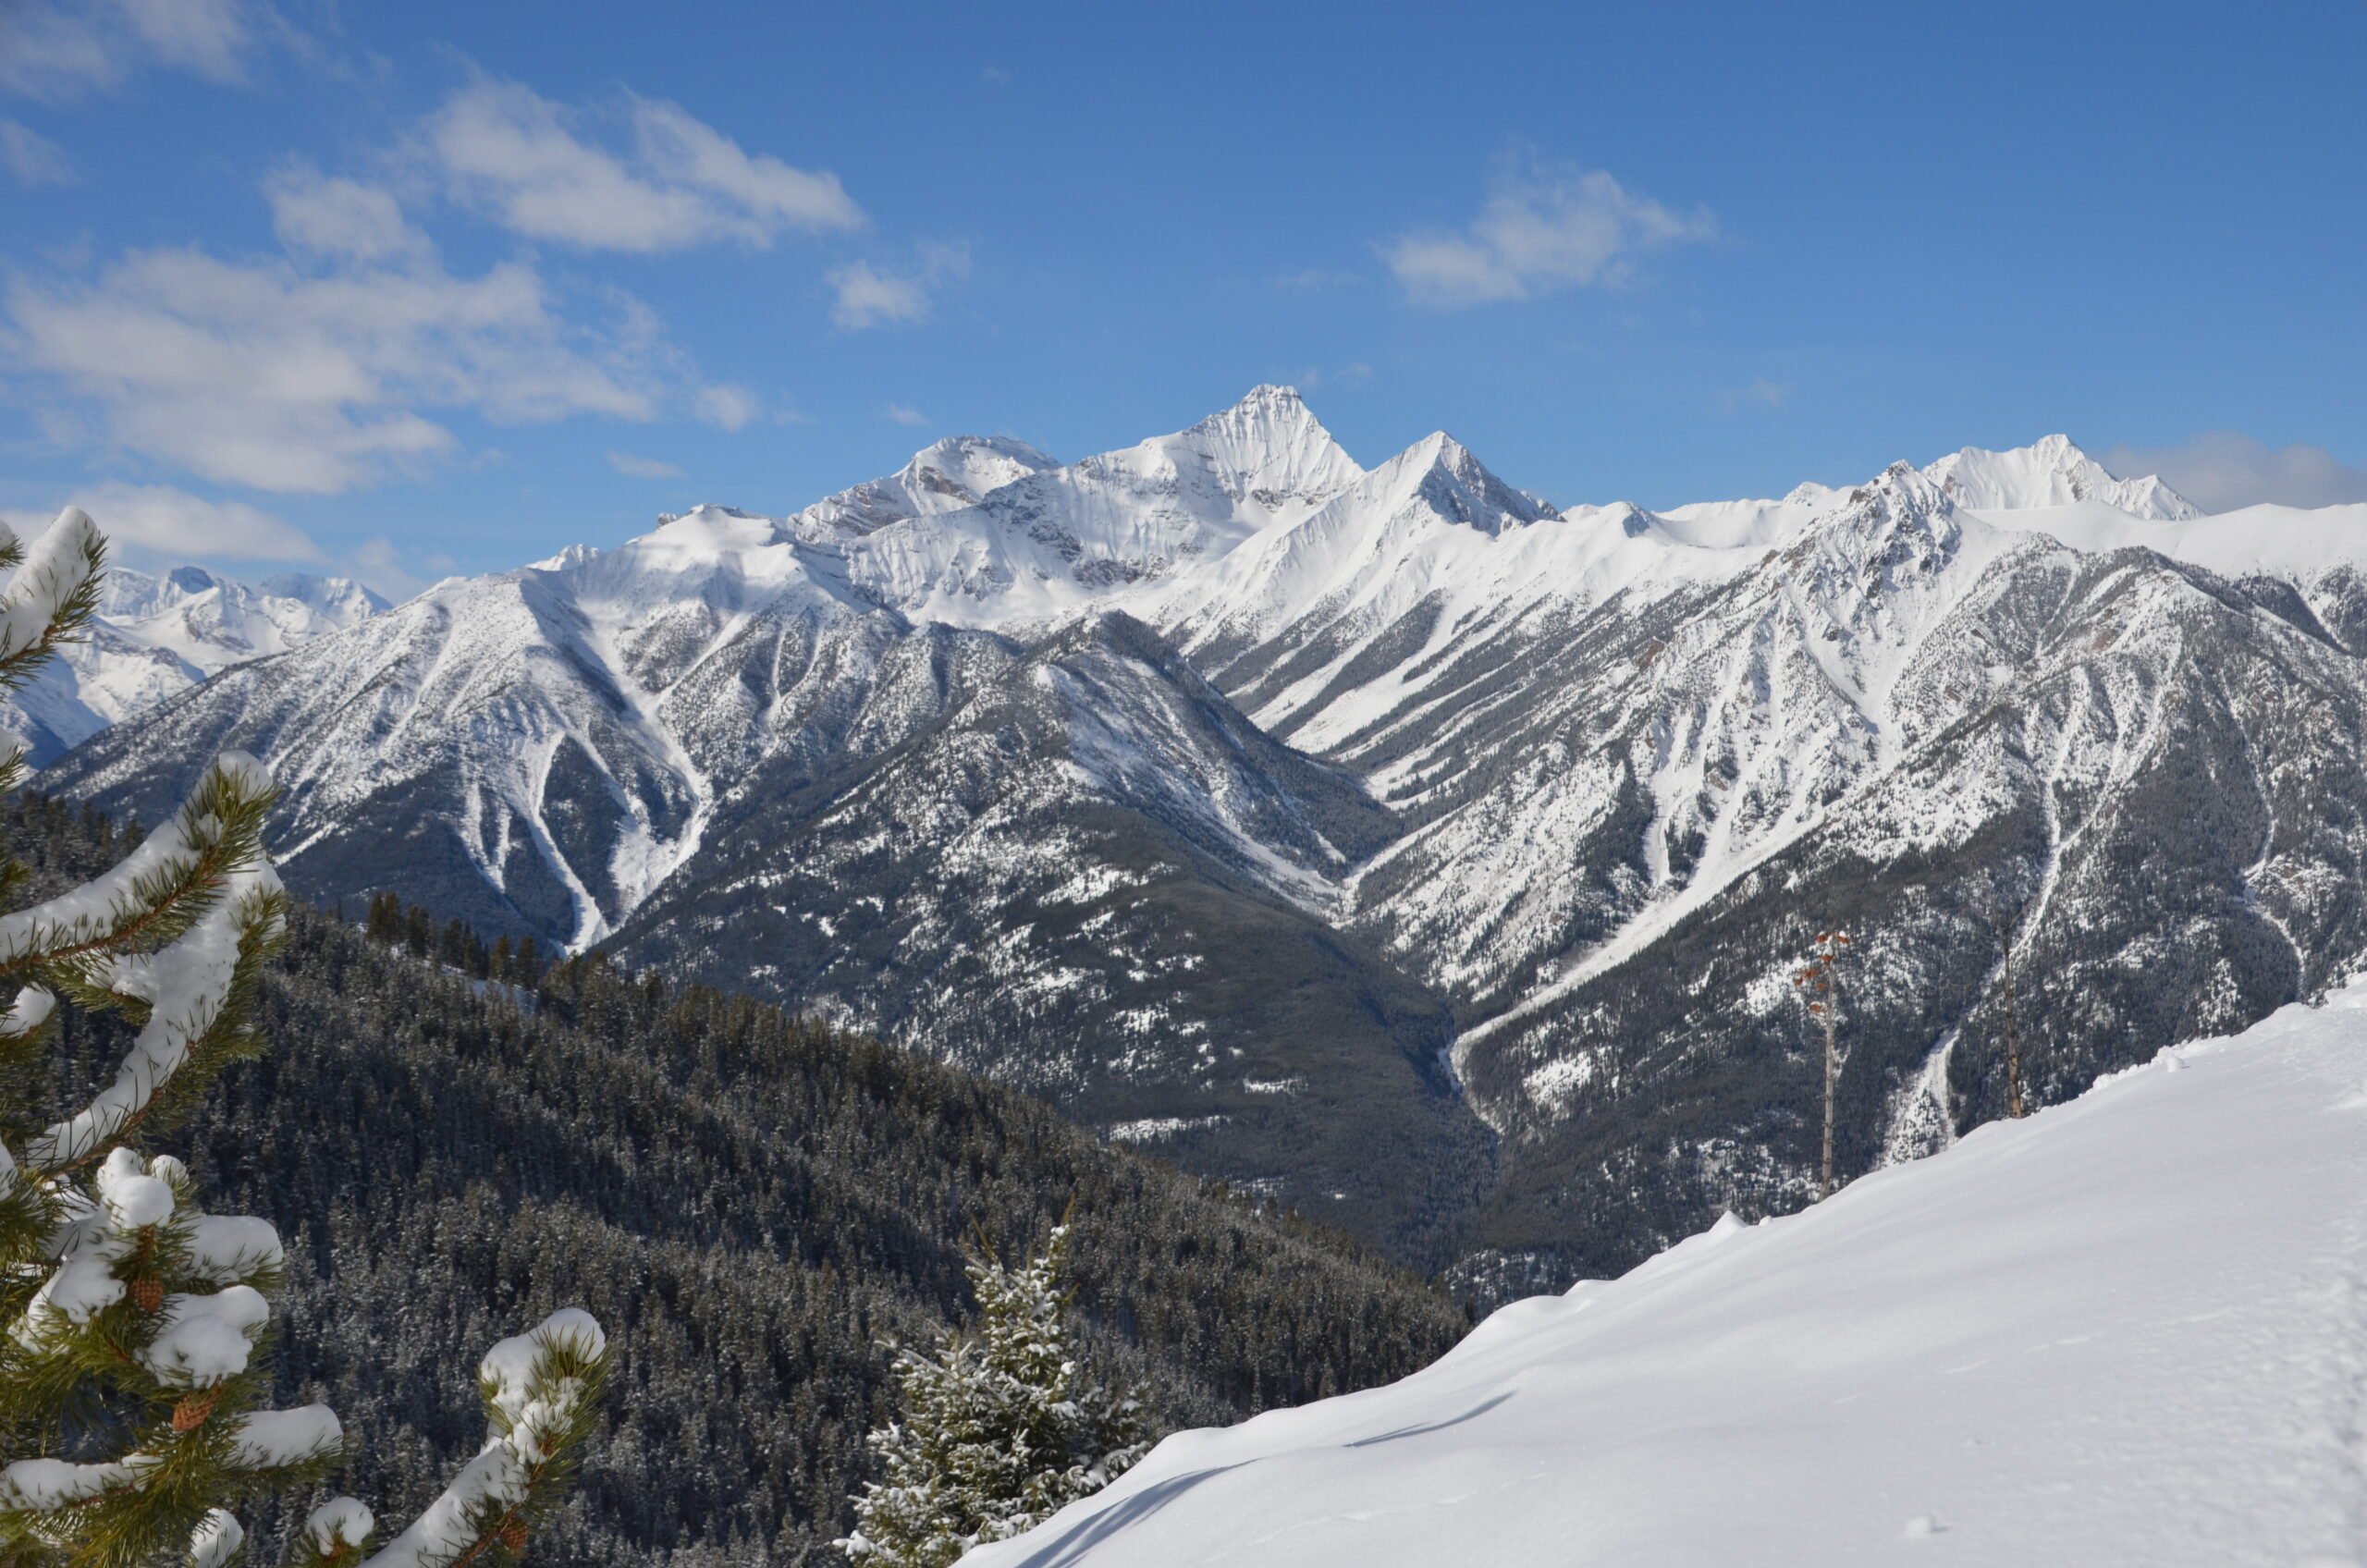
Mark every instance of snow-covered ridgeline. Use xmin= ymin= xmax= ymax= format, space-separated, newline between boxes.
xmin=0 ymin=564 xmax=386 ymax=766
xmin=42 ymin=386 xmax=2345 ymax=964
xmin=972 ymin=984 xmax=2367 ymax=1566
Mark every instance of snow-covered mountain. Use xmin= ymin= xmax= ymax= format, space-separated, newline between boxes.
xmin=0 ymin=566 xmax=386 ymax=766
xmin=968 ymin=984 xmax=2367 ymax=1566
xmin=43 ymin=388 xmax=2367 ymax=1279
xmin=1924 ymin=430 xmax=2201 ymax=518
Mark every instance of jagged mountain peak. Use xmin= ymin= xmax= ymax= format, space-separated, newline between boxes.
xmin=898 ymin=433 xmax=1060 ymax=507
xmin=1798 ymin=459 xmax=1971 ymax=575
xmin=254 ymin=572 xmax=390 ymax=621
xmin=1147 ymin=385 xmax=1366 ymax=516
xmin=1924 ymin=434 xmax=2199 ymax=521
xmin=783 ymin=435 xmax=1062 ymax=540
xmin=1373 ymin=430 xmax=1558 ymax=537
xmin=1182 ymin=382 xmax=1315 ymax=440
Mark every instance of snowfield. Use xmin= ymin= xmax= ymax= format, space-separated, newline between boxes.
xmin=972 ymin=981 xmax=2367 ymax=1566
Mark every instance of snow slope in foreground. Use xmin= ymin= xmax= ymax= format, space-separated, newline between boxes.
xmin=975 ymin=984 xmax=2367 ymax=1566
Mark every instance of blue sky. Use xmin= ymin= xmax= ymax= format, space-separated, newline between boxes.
xmin=2 ymin=0 xmax=2362 ymax=594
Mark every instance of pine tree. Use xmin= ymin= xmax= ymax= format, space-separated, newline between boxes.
xmin=0 ymin=508 xmax=608 ymax=1568
xmin=840 ymin=1224 xmax=1150 ymax=1567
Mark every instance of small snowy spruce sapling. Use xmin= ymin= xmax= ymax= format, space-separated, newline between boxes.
xmin=840 ymin=1222 xmax=1150 ymax=1567
xmin=0 ymin=508 xmax=608 ymax=1568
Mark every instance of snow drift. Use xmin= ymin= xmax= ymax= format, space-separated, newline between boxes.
xmin=972 ymin=981 xmax=2367 ymax=1566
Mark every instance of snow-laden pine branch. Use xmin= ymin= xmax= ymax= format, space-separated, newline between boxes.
xmin=0 ymin=503 xmax=607 ymax=1568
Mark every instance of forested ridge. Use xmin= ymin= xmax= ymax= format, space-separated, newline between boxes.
xmin=6 ymin=792 xmax=1470 ymax=1565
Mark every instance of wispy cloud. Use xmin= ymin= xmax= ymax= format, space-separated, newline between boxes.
xmin=828 ymin=242 xmax=970 ymax=329
xmin=0 ymin=0 xmax=264 ymax=99
xmin=0 ymin=118 xmax=77 ymax=185
xmin=884 ymin=404 xmax=928 ymax=427
xmin=1274 ymin=267 xmax=1361 ymax=295
xmin=1383 ymin=151 xmax=1716 ymax=308
xmin=1715 ymin=377 xmax=1792 ymax=414
xmin=266 ymin=161 xmax=423 ymax=262
xmin=607 ymin=449 xmax=682 ymax=479
xmin=427 ymin=79 xmax=864 ymax=252
xmin=55 ymin=481 xmax=319 ymax=560
xmin=693 ymin=383 xmax=758 ymax=431
xmin=1285 ymin=362 xmax=1373 ymax=391
xmin=2101 ymin=432 xmax=2367 ymax=512
xmin=350 ymin=534 xmax=426 ymax=598
xmin=5 ymin=178 xmax=702 ymax=492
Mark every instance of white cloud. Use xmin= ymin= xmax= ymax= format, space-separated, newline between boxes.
xmin=607 ymin=449 xmax=682 ymax=479
xmin=6 ymin=235 xmax=678 ymax=493
xmin=693 ymin=382 xmax=757 ymax=431
xmin=1287 ymin=361 xmax=1374 ymax=391
xmin=884 ymin=404 xmax=928 ymax=427
xmin=427 ymin=80 xmax=863 ymax=252
xmin=829 ymin=242 xmax=969 ymax=330
xmin=349 ymin=533 xmax=425 ymax=598
xmin=0 ymin=0 xmax=260 ymax=99
xmin=1383 ymin=152 xmax=1717 ymax=308
xmin=1715 ymin=377 xmax=1792 ymax=414
xmin=631 ymin=97 xmax=861 ymax=233
xmin=112 ymin=0 xmax=252 ymax=83
xmin=829 ymin=263 xmax=926 ymax=329
xmin=265 ymin=163 xmax=423 ymax=263
xmin=2100 ymin=432 xmax=2367 ymax=512
xmin=1 ymin=118 xmax=77 ymax=185
xmin=59 ymin=481 xmax=319 ymax=560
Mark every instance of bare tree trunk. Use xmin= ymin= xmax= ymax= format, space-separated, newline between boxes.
xmin=1821 ymin=1010 xmax=1837 ymax=1200
xmin=2002 ymin=949 xmax=2024 ymax=1119
xmin=1978 ymin=903 xmax=2027 ymax=1120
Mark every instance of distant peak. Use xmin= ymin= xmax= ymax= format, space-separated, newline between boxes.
xmin=907 ymin=433 xmax=1060 ymax=470
xmin=659 ymin=504 xmax=766 ymax=526
xmin=1158 ymin=386 xmax=1364 ymax=514
xmin=1182 ymin=385 xmax=1319 ymax=441
xmin=1379 ymin=430 xmax=1554 ymax=534
xmin=1392 ymin=430 xmax=1466 ymax=468
xmin=1923 ymin=437 xmax=2198 ymax=521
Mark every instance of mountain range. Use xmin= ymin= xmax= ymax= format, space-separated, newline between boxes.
xmin=0 ymin=565 xmax=385 ymax=766
xmin=43 ymin=387 xmax=2367 ymax=1286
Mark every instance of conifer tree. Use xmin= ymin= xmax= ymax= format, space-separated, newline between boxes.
xmin=0 ymin=508 xmax=607 ymax=1568
xmin=840 ymin=1223 xmax=1150 ymax=1567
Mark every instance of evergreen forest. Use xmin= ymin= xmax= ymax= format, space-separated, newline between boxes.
xmin=6 ymin=791 xmax=1472 ymax=1566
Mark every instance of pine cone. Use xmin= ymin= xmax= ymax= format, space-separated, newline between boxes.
xmin=131 ymin=1278 xmax=164 ymax=1313
xmin=171 ymin=1389 xmax=219 ymax=1431
xmin=498 ymin=1521 xmax=528 ymax=1554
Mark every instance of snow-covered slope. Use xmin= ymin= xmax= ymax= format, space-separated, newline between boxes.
xmin=0 ymin=566 xmax=386 ymax=765
xmin=1969 ymin=496 xmax=2367 ymax=581
xmin=974 ymin=984 xmax=2367 ymax=1566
